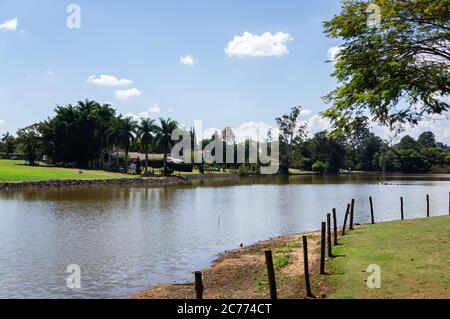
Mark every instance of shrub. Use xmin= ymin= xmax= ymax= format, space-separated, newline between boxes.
xmin=312 ymin=161 xmax=326 ymax=174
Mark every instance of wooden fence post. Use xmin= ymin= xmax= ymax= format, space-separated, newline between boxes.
xmin=302 ymin=236 xmax=314 ymax=298
xmin=369 ymin=196 xmax=375 ymax=224
xmin=401 ymin=197 xmax=404 ymax=220
xmin=332 ymin=208 xmax=338 ymax=245
xmin=194 ymin=271 xmax=204 ymax=300
xmin=320 ymin=222 xmax=326 ymax=274
xmin=350 ymin=199 xmax=355 ymax=230
xmin=264 ymin=250 xmax=277 ymax=300
xmin=342 ymin=204 xmax=350 ymax=236
xmin=327 ymin=213 xmax=333 ymax=258
xmin=426 ymin=194 xmax=430 ymax=217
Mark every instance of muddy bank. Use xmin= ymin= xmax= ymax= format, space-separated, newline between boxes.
xmin=0 ymin=177 xmax=185 ymax=191
xmin=132 ymin=231 xmax=334 ymax=299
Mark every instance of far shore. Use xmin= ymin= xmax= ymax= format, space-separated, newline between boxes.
xmin=0 ymin=176 xmax=186 ymax=191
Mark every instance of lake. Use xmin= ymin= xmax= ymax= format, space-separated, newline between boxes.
xmin=0 ymin=174 xmax=449 ymax=298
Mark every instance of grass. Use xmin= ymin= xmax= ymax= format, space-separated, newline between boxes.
xmin=254 ymin=240 xmax=300 ymax=292
xmin=288 ymin=168 xmax=314 ymax=175
xmin=327 ymin=215 xmax=450 ymax=299
xmin=0 ymin=160 xmax=132 ymax=182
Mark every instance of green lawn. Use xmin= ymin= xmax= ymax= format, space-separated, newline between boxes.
xmin=327 ymin=215 xmax=450 ymax=299
xmin=0 ymin=160 xmax=132 ymax=182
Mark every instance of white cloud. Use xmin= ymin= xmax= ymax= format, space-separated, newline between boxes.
xmin=87 ymin=74 xmax=133 ymax=86
xmin=115 ymin=88 xmax=141 ymax=100
xmin=0 ymin=18 xmax=18 ymax=31
xmin=168 ymin=108 xmax=174 ymax=113
xmin=371 ymin=113 xmax=450 ymax=145
xmin=300 ymin=108 xmax=312 ymax=116
xmin=303 ymin=114 xmax=332 ymax=137
xmin=149 ymin=104 xmax=161 ymax=114
xmin=225 ymin=32 xmax=293 ymax=58
xmin=302 ymin=110 xmax=450 ymax=145
xmin=180 ymin=55 xmax=195 ymax=66
xmin=126 ymin=104 xmax=162 ymax=120
xmin=47 ymin=70 xmax=54 ymax=76
xmin=202 ymin=122 xmax=279 ymax=143
xmin=327 ymin=46 xmax=343 ymax=64
xmin=0 ymin=120 xmax=5 ymax=125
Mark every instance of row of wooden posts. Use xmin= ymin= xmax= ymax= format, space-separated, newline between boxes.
xmin=193 ymin=192 xmax=450 ymax=299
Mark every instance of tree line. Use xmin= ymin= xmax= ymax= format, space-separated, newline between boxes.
xmin=0 ymin=100 xmax=178 ymax=173
xmin=1 ymin=102 xmax=449 ymax=175
xmin=277 ymin=107 xmax=450 ymax=174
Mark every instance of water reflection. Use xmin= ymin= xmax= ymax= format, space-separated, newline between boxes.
xmin=0 ymin=174 xmax=449 ymax=298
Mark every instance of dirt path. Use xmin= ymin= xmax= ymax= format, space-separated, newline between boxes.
xmin=132 ymin=232 xmax=334 ymax=299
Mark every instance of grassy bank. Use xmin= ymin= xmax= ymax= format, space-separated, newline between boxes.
xmin=134 ymin=215 xmax=450 ymax=299
xmin=328 ymin=215 xmax=450 ymax=299
xmin=0 ymin=160 xmax=131 ymax=182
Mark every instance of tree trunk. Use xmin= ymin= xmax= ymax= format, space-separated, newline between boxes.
xmin=163 ymin=152 xmax=168 ymax=172
xmin=125 ymin=143 xmax=129 ymax=173
xmin=145 ymin=146 xmax=149 ymax=173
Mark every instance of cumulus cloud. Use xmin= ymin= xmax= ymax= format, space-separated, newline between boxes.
xmin=115 ymin=88 xmax=141 ymax=100
xmin=303 ymin=114 xmax=332 ymax=137
xmin=0 ymin=18 xmax=18 ymax=31
xmin=327 ymin=46 xmax=343 ymax=64
xmin=126 ymin=104 xmax=162 ymax=120
xmin=87 ymin=74 xmax=133 ymax=86
xmin=225 ymin=32 xmax=293 ymax=58
xmin=180 ymin=55 xmax=195 ymax=66
xmin=370 ymin=114 xmax=450 ymax=145
xmin=202 ymin=121 xmax=279 ymax=143
xmin=302 ymin=110 xmax=450 ymax=145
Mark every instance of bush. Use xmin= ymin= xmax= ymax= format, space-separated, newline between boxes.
xmin=238 ymin=163 xmax=259 ymax=176
xmin=429 ymin=165 xmax=450 ymax=174
xmin=312 ymin=161 xmax=326 ymax=174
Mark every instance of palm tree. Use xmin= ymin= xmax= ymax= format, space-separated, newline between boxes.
xmin=108 ymin=116 xmax=138 ymax=172
xmin=77 ymin=99 xmax=99 ymax=167
xmin=155 ymin=118 xmax=178 ymax=173
xmin=94 ymin=104 xmax=116 ymax=169
xmin=137 ymin=118 xmax=158 ymax=173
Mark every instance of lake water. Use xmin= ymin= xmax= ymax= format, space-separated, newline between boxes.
xmin=0 ymin=174 xmax=449 ymax=298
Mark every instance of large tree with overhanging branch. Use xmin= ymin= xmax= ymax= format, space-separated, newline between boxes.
xmin=322 ymin=0 xmax=450 ymax=134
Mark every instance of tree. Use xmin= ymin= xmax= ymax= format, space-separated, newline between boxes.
xmin=77 ymin=99 xmax=100 ymax=167
xmin=108 ymin=117 xmax=138 ymax=172
xmin=94 ymin=103 xmax=116 ymax=169
xmin=417 ymin=131 xmax=437 ymax=148
xmin=16 ymin=124 xmax=42 ymax=165
xmin=275 ymin=106 xmax=307 ymax=174
xmin=312 ymin=161 xmax=326 ymax=174
xmin=155 ymin=118 xmax=178 ymax=174
xmin=397 ymin=135 xmax=420 ymax=150
xmin=137 ymin=118 xmax=158 ymax=173
xmin=323 ymin=0 xmax=450 ymax=134
xmin=356 ymin=133 xmax=385 ymax=171
xmin=1 ymin=132 xmax=16 ymax=157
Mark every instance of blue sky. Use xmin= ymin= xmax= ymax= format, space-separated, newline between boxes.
xmin=0 ymin=0 xmax=343 ymax=136
xmin=1 ymin=0 xmax=449 ymax=143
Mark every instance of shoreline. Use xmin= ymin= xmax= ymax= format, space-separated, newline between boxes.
xmin=132 ymin=230 xmax=333 ymax=299
xmin=132 ymin=216 xmax=450 ymax=299
xmin=0 ymin=176 xmax=186 ymax=191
